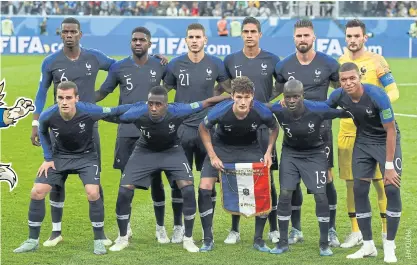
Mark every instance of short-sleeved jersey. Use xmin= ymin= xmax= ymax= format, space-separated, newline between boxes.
xmin=271 ymin=100 xmax=348 ymax=154
xmin=35 ymin=47 xmax=115 ymax=114
xmin=119 ymin=102 xmax=204 ymax=151
xmin=164 ymin=53 xmax=228 ymax=127
xmin=39 ymin=102 xmax=130 ymax=161
xmin=274 ymin=51 xmax=340 ymax=101
xmin=326 ymin=84 xmax=400 ymax=144
xmin=203 ymin=100 xmax=277 ymax=146
xmin=338 ymin=51 xmax=395 ymax=136
xmin=99 ymin=56 xmax=166 ymax=137
xmin=223 ymin=50 xmax=280 ymax=102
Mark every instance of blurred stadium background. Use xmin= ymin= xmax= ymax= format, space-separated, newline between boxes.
xmin=1 ymin=1 xmax=416 ymax=265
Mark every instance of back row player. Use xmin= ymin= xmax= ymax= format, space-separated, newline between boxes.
xmin=217 ymin=16 xmax=281 ymax=246
xmin=272 ymin=19 xmax=341 ymax=247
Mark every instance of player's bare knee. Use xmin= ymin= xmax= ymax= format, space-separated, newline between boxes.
xmin=30 ymin=184 xmax=51 ymax=200
xmin=85 ymin=184 xmax=100 ymax=201
xmin=121 ymin=184 xmax=135 ymax=190
xmin=176 ymin=179 xmax=193 ymax=189
xmin=199 ymin=178 xmax=215 ymax=190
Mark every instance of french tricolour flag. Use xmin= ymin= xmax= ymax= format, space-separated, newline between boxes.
xmin=221 ymin=162 xmax=271 ymax=217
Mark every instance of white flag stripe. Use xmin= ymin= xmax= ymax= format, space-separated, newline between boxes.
xmin=236 ymin=163 xmax=256 ymax=217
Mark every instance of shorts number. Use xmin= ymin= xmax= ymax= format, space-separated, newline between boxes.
xmin=316 ymin=171 xmax=326 ymax=186
xmin=179 ymin=73 xmax=189 ymax=86
xmin=93 ymin=165 xmax=99 ymax=176
xmin=125 ymin=78 xmax=133 ymax=90
xmin=60 ymin=72 xmax=68 ymax=82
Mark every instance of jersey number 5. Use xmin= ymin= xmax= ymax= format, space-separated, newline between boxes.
xmin=125 ymin=78 xmax=133 ymax=90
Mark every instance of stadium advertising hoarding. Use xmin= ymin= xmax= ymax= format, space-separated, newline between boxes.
xmin=2 ymin=16 xmax=416 ymax=57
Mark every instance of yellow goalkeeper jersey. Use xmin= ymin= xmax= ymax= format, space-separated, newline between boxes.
xmin=338 ymin=50 xmax=399 ymax=136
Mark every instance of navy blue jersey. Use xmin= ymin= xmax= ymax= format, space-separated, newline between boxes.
xmin=119 ymin=102 xmax=204 ymax=151
xmin=164 ymin=53 xmax=229 ymax=127
xmin=35 ymin=47 xmax=115 ymax=114
xmin=203 ymin=100 xmax=277 ymax=145
xmin=39 ymin=102 xmax=131 ymax=161
xmin=326 ymin=84 xmax=400 ymax=144
xmin=99 ymin=56 xmax=166 ymax=137
xmin=271 ymin=100 xmax=348 ymax=153
xmin=274 ymin=52 xmax=340 ymax=101
xmin=223 ymin=50 xmax=280 ymax=102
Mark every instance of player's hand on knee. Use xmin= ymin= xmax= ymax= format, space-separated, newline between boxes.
xmin=210 ymin=156 xmax=224 ymax=171
xmin=37 ymin=161 xmax=56 ymax=178
xmin=383 ymin=169 xmax=401 ymax=188
xmin=31 ymin=126 xmax=40 ymax=146
xmin=263 ymin=153 xmax=272 ymax=168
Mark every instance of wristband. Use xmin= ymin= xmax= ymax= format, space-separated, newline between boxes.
xmin=385 ymin=161 xmax=394 ymax=170
xmin=32 ymin=120 xmax=39 ymax=127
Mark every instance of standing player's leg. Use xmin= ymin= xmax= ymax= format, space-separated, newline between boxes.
xmin=91 ymin=122 xmax=112 ymax=246
xmin=44 ymin=132 xmax=65 ymax=247
xmin=323 ymin=127 xmax=339 ymax=247
xmin=171 ymin=181 xmax=184 ymax=243
xmin=110 ymin=146 xmax=155 ymax=252
xmin=113 ymin=137 xmax=139 ymax=240
xmin=298 ymin=154 xmax=333 ymax=256
xmin=150 ymin=172 xmax=170 ymax=243
xmin=372 ymin=167 xmax=388 ymax=244
xmin=289 ymin=183 xmax=303 ymax=244
xmin=375 ymin=144 xmax=402 ymax=263
xmin=347 ymin=144 xmax=378 ymax=259
xmin=198 ymin=159 xmax=218 ymax=252
xmin=15 ymin=161 xmax=65 ymax=253
xmin=78 ymin=155 xmax=107 ymax=255
xmin=162 ymin=146 xmax=199 ymax=252
xmin=338 ymin=135 xmax=363 ymax=248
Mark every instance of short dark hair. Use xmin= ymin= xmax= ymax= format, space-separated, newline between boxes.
xmin=339 ymin=62 xmax=360 ymax=74
xmin=187 ymin=23 xmax=206 ymax=36
xmin=57 ymin=81 xmax=78 ymax=96
xmin=61 ymin=17 xmax=81 ymax=30
xmin=294 ymin=19 xmax=314 ymax=30
xmin=284 ymin=79 xmax=304 ymax=94
xmin=232 ymin=76 xmax=255 ymax=94
xmin=149 ymin=86 xmax=168 ymax=102
xmin=242 ymin=17 xmax=261 ymax=32
xmin=345 ymin=19 xmax=366 ymax=35
xmin=131 ymin=27 xmax=151 ymax=40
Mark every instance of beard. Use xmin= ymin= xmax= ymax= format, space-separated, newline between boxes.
xmin=296 ymin=43 xmax=313 ymax=53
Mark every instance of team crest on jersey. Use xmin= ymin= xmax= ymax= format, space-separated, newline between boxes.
xmin=251 ymin=122 xmax=258 ymax=131
xmin=85 ymin=62 xmax=92 ymax=76
xmin=206 ymin=68 xmax=213 ymax=81
xmin=79 ymin=121 xmax=86 ymax=133
xmin=261 ymin=63 xmax=268 ymax=76
xmin=150 ymin=69 xmax=157 ymax=83
xmin=314 ymin=68 xmax=322 ymax=83
xmin=360 ymin=66 xmax=367 ymax=76
xmin=308 ymin=121 xmax=315 ymax=133
xmin=168 ymin=122 xmax=176 ymax=133
xmin=365 ymin=107 xmax=375 ymax=117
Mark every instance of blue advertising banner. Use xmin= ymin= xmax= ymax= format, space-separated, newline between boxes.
xmin=2 ymin=16 xmax=416 ymax=58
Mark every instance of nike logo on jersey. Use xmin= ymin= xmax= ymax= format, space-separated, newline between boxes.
xmin=288 ymin=72 xmax=295 ymax=75
xmin=124 ymin=74 xmax=131 ymax=78
xmin=235 ymin=65 xmax=242 ymax=69
xmin=58 ymin=69 xmax=66 ymax=72
xmin=180 ymin=69 xmax=186 ymax=72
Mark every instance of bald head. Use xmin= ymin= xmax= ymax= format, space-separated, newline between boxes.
xmin=283 ymin=79 xmax=304 ymax=95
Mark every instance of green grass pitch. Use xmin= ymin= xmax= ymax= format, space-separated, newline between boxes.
xmin=1 ymin=56 xmax=416 ymax=265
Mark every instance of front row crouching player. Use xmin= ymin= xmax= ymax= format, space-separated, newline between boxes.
xmin=326 ymin=62 xmax=402 ymax=263
xmin=109 ymin=86 xmax=229 ymax=253
xmin=198 ymin=76 xmax=279 ymax=252
xmin=14 ymin=81 xmax=132 ymax=255
xmin=267 ymin=79 xmax=351 ymax=256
